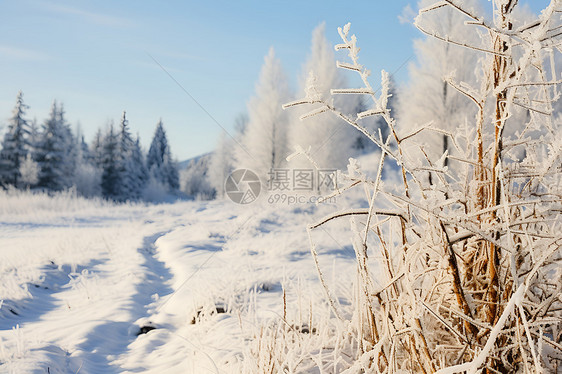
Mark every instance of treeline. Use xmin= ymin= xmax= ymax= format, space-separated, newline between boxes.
xmin=0 ymin=92 xmax=179 ymax=201
xmin=182 ymin=11 xmax=552 ymax=200
xmin=181 ymin=23 xmax=397 ymax=199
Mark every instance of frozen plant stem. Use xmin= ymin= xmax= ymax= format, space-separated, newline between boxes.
xmin=280 ymin=1 xmax=561 ymax=372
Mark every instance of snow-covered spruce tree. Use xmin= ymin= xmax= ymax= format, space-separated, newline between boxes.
xmin=146 ymin=120 xmax=179 ymax=192
xmin=235 ymin=47 xmax=292 ymax=179
xmin=126 ymin=135 xmax=149 ymax=200
xmin=282 ymin=2 xmax=562 ymax=372
xmin=91 ymin=128 xmax=105 ymax=168
xmin=35 ymin=101 xmax=76 ymax=191
xmin=74 ymin=123 xmax=91 ymax=163
xmin=100 ymin=122 xmax=121 ymax=199
xmin=27 ymin=118 xmax=40 ymax=154
xmin=115 ymin=111 xmax=135 ymax=200
xmin=287 ymin=22 xmax=360 ymax=172
xmin=0 ymin=91 xmax=30 ymax=188
xmin=72 ymin=123 xmax=101 ymax=197
xmin=57 ymin=104 xmax=78 ymax=188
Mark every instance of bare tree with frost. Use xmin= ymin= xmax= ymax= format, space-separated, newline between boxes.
xmin=398 ymin=0 xmax=481 ymax=173
xmin=288 ymin=23 xmax=360 ymax=172
xmin=208 ymin=132 xmax=233 ymax=198
xmin=235 ymin=47 xmax=292 ymax=180
xmin=278 ymin=1 xmax=562 ymax=372
xmin=19 ymin=153 xmax=39 ymax=188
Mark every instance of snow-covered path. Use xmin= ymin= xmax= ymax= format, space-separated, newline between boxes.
xmin=0 ymin=201 xmax=186 ymax=373
xmin=0 ymin=194 xmax=360 ymax=373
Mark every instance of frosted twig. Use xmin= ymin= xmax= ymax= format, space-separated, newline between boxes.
xmin=421 ymin=301 xmax=469 ymax=343
xmin=330 ymin=88 xmax=374 ymax=95
xmin=416 ymin=23 xmax=510 ymax=56
xmin=309 ymin=209 xmax=406 ymax=230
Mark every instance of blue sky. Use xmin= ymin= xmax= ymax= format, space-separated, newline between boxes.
xmin=0 ymin=0 xmax=548 ymax=160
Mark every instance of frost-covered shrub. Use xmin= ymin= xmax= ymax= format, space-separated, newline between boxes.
xmin=0 ymin=187 xmax=111 ymax=217
xmin=278 ymin=1 xmax=562 ymax=372
xmin=19 ymin=154 xmax=39 ymax=188
xmin=142 ymin=176 xmax=172 ymax=203
xmin=73 ymin=163 xmax=102 ymax=198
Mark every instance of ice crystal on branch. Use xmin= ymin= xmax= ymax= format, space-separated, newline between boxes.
xmin=282 ymin=1 xmax=562 ymax=372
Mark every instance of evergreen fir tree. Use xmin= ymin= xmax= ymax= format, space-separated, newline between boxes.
xmin=101 ymin=123 xmax=120 ymax=199
xmin=28 ymin=118 xmax=40 ymax=154
xmin=74 ymin=122 xmax=90 ymax=162
xmin=127 ymin=135 xmax=148 ymax=199
xmin=116 ymin=111 xmax=134 ymax=200
xmin=35 ymin=101 xmax=69 ymax=191
xmin=0 ymin=91 xmax=30 ymax=188
xmin=57 ymin=104 xmax=77 ymax=188
xmin=91 ymin=128 xmax=105 ymax=168
xmin=163 ymin=152 xmax=179 ymax=191
xmin=146 ymin=120 xmax=179 ymax=191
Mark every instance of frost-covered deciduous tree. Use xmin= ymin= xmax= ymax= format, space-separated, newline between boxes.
xmin=236 ymin=48 xmax=292 ymax=179
xmin=147 ymin=120 xmax=179 ymax=192
xmin=398 ymin=0 xmax=482 ymax=172
xmin=0 ymin=91 xmax=30 ymax=188
xmin=208 ymin=131 xmax=236 ymax=198
xmin=73 ymin=161 xmax=101 ymax=198
xmin=19 ymin=153 xmax=39 ymax=188
xmin=281 ymin=1 xmax=562 ymax=371
xmin=288 ymin=23 xmax=360 ymax=171
xmin=180 ymin=153 xmax=214 ymax=200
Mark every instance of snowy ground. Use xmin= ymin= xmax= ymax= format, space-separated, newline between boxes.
xmin=0 ymin=184 xmax=369 ymax=373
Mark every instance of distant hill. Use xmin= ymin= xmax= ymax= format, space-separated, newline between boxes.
xmin=178 ymin=152 xmax=213 ymax=170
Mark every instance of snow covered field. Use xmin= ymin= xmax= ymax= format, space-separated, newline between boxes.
xmin=0 ymin=188 xmax=362 ymax=373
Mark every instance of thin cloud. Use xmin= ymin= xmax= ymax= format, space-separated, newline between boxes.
xmin=43 ymin=3 xmax=135 ymax=28
xmin=398 ymin=4 xmax=417 ymax=25
xmin=0 ymin=45 xmax=52 ymax=61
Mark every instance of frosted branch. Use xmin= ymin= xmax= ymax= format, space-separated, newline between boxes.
xmin=330 ymin=88 xmax=374 ymax=95
xmin=299 ymin=105 xmax=330 ymax=120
